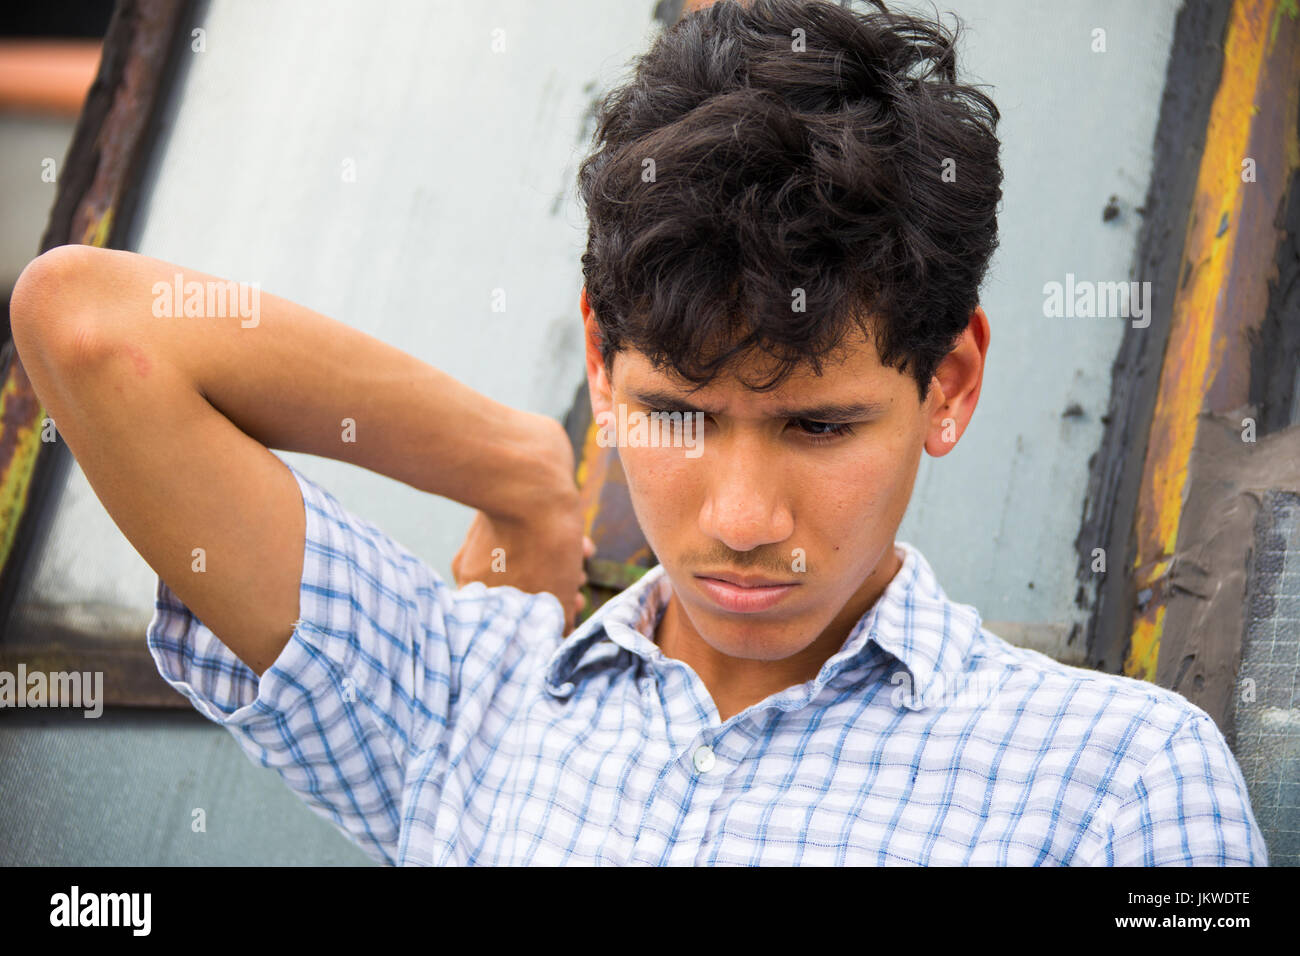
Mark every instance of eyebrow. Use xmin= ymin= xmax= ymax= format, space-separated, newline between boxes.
xmin=624 ymin=387 xmax=888 ymax=421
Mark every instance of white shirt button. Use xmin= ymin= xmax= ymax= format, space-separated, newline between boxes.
xmin=692 ymin=744 xmax=716 ymax=774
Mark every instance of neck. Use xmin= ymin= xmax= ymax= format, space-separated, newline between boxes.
xmin=654 ymin=545 xmax=904 ymax=722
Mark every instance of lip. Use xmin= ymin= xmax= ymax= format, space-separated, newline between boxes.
xmin=694 ymin=573 xmax=799 ymax=613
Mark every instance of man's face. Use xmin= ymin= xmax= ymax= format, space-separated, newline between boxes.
xmin=584 ymin=308 xmax=949 ymax=665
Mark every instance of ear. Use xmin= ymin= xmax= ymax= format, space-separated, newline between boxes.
xmin=581 ymin=286 xmax=615 ymax=422
xmin=923 ymin=305 xmax=990 ymax=458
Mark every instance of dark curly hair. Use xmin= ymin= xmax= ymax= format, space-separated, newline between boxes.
xmin=577 ymin=0 xmax=1002 ymax=401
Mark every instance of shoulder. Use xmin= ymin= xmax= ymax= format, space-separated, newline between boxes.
xmin=968 ymin=622 xmax=1214 ymax=731
xmin=951 ymin=623 xmax=1229 ymax=801
xmin=964 ymin=625 xmax=1264 ymax=864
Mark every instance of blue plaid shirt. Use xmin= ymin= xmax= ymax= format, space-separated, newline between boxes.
xmin=147 ymin=458 xmax=1268 ymax=866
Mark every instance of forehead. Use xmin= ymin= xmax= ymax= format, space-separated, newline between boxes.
xmin=612 ymin=327 xmax=906 ymax=410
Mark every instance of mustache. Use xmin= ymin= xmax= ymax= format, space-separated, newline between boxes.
xmin=681 ymin=548 xmax=802 ymax=576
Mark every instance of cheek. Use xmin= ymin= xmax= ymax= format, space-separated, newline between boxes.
xmin=798 ymin=443 xmax=912 ymax=536
xmin=620 ymin=449 xmax=699 ymax=533
xmin=620 ymin=431 xmax=919 ymax=553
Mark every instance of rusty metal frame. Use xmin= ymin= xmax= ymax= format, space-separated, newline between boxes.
xmin=0 ymin=0 xmax=196 ymax=707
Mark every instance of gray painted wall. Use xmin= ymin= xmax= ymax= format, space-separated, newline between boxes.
xmin=0 ymin=708 xmax=373 ymax=865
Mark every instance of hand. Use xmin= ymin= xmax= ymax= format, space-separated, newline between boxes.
xmin=449 ymin=415 xmax=595 ymax=633
xmin=452 ymin=511 xmax=595 ymax=633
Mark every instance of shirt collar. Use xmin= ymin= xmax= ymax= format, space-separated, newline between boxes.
xmin=542 ymin=541 xmax=981 ymax=711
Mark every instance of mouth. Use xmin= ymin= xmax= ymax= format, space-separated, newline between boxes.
xmin=694 ymin=572 xmax=799 ymax=613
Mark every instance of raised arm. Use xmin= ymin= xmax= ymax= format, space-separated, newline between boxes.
xmin=10 ymin=243 xmax=583 ymax=675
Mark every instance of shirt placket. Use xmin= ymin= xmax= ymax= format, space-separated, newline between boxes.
xmin=629 ymin=657 xmax=733 ymax=865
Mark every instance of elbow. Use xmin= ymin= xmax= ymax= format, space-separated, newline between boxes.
xmin=11 ymin=244 xmax=114 ymax=372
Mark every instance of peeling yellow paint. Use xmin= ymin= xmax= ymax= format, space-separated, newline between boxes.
xmin=80 ymin=206 xmax=113 ymax=247
xmin=576 ymin=418 xmax=605 ymax=540
xmin=0 ymin=380 xmax=45 ymax=579
xmin=1126 ymin=605 xmax=1166 ymax=683
xmin=1128 ymin=0 xmax=1281 ymax=679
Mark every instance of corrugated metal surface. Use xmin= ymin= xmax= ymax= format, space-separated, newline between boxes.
xmin=1232 ymin=490 xmax=1300 ymax=866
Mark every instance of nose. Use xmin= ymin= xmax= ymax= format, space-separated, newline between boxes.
xmin=698 ymin=430 xmax=794 ymax=553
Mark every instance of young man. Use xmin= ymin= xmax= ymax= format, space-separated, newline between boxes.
xmin=12 ymin=0 xmax=1266 ymax=865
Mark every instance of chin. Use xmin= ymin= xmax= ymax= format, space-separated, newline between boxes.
xmin=682 ymin=594 xmax=817 ymax=661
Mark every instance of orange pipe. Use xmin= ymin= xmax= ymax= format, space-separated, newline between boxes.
xmin=0 ymin=40 xmax=102 ymax=115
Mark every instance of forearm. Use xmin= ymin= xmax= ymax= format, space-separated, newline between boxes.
xmin=17 ymin=244 xmax=569 ymax=521
xmin=187 ymin=284 xmax=566 ymax=522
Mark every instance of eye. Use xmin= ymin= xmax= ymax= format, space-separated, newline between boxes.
xmin=640 ymin=407 xmax=713 ymax=438
xmin=640 ymin=407 xmax=854 ymax=444
xmin=792 ymin=419 xmax=855 ymax=443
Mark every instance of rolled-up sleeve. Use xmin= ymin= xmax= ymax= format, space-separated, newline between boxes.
xmin=1099 ymin=713 xmax=1269 ymax=866
xmin=146 ymin=458 xmax=468 ymax=864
